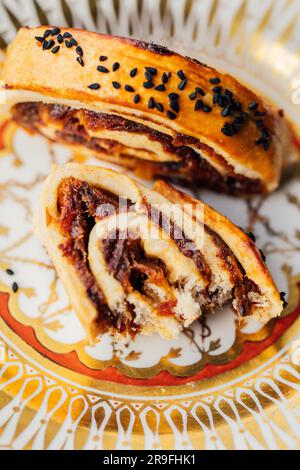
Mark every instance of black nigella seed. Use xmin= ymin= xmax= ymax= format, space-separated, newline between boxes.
xmin=280 ymin=292 xmax=288 ymax=308
xmin=88 ymin=83 xmax=100 ymax=90
xmin=12 ymin=282 xmax=18 ymax=293
xmin=76 ymin=46 xmax=83 ymax=57
xmin=133 ymin=94 xmax=140 ymax=104
xmin=210 ymin=77 xmax=221 ymax=84
xmin=99 ymin=55 xmax=108 ymax=61
xmin=212 ymin=86 xmax=222 ymax=93
xmin=167 ymin=110 xmax=177 ymax=120
xmin=125 ymin=85 xmax=135 ymax=92
xmin=57 ymin=34 xmax=63 ymax=44
xmin=225 ymin=89 xmax=233 ymax=97
xmin=6 ymin=269 xmax=14 ymax=276
xmin=65 ymin=40 xmax=73 ymax=48
xmin=46 ymin=39 xmax=55 ymax=50
xmin=255 ymin=111 xmax=266 ymax=117
xmin=235 ymin=101 xmax=242 ymax=112
xmin=218 ymin=95 xmax=227 ymax=108
xmin=203 ymin=104 xmax=212 ymax=113
xmin=162 ymin=72 xmax=169 ymax=84
xmin=259 ymin=249 xmax=266 ymax=262
xmin=77 ymin=57 xmax=84 ymax=67
xmin=145 ymin=67 xmax=157 ymax=76
xmin=168 ymin=92 xmax=179 ymax=101
xmin=156 ymin=103 xmax=164 ymax=113
xmin=112 ymin=81 xmax=121 ymax=89
xmin=248 ymin=101 xmax=259 ymax=111
xmin=130 ymin=68 xmax=137 ymax=77
xmin=178 ymin=79 xmax=187 ymax=91
xmin=221 ymin=123 xmax=234 ymax=137
xmin=170 ymin=100 xmax=179 ymax=113
xmin=145 ymin=70 xmax=154 ymax=81
xmin=63 ymin=32 xmax=72 ymax=38
xmin=143 ymin=81 xmax=154 ymax=89
xmin=256 ymin=120 xmax=264 ymax=129
xmin=232 ymin=122 xmax=241 ymax=134
xmin=35 ymin=36 xmax=44 ymax=43
xmin=221 ymin=105 xmax=233 ymax=117
xmin=261 ymin=129 xmax=269 ymax=139
xmin=189 ymin=91 xmax=197 ymax=101
xmin=70 ymin=38 xmax=78 ymax=46
xmin=213 ymin=92 xmax=219 ymax=104
xmin=155 ymin=84 xmax=165 ymax=92
xmin=177 ymin=70 xmax=185 ymax=80
xmin=195 ymin=99 xmax=203 ymax=111
xmin=148 ymin=97 xmax=155 ymax=109
xmin=43 ymin=40 xmax=48 ymax=50
xmin=196 ymin=87 xmax=205 ymax=96
xmin=98 ymin=65 xmax=109 ymax=73
xmin=43 ymin=29 xmax=51 ymax=38
xmin=247 ymin=232 xmax=256 ymax=243
xmin=51 ymin=27 xmax=60 ymax=36
xmin=51 ymin=46 xmax=60 ymax=54
xmin=112 ymin=62 xmax=120 ymax=72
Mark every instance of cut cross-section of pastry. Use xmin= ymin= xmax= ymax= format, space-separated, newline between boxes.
xmin=34 ymin=163 xmax=283 ymax=340
xmin=1 ymin=26 xmax=295 ymax=195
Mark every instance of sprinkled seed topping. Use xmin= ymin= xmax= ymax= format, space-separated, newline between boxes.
xmin=77 ymin=57 xmax=84 ymax=67
xmin=170 ymin=100 xmax=179 ymax=113
xmin=196 ymin=87 xmax=205 ymax=96
xmin=51 ymin=46 xmax=60 ymax=54
xmin=70 ymin=38 xmax=78 ymax=46
xmin=97 ymin=65 xmax=109 ymax=73
xmin=35 ymin=36 xmax=44 ymax=43
xmin=203 ymin=104 xmax=212 ymax=113
xmin=167 ymin=110 xmax=177 ymax=120
xmin=99 ymin=55 xmax=108 ymax=61
xmin=12 ymin=282 xmax=19 ymax=293
xmin=125 ymin=85 xmax=135 ymax=93
xmin=145 ymin=67 xmax=157 ymax=76
xmin=178 ymin=79 xmax=187 ymax=91
xmin=210 ymin=77 xmax=221 ymax=84
xmin=112 ymin=81 xmax=121 ymax=89
xmin=133 ymin=94 xmax=140 ymax=104
xmin=247 ymin=232 xmax=256 ymax=243
xmin=112 ymin=62 xmax=120 ymax=72
xmin=148 ymin=97 xmax=155 ymax=109
xmin=221 ymin=122 xmax=234 ymax=137
xmin=280 ymin=292 xmax=288 ymax=306
xmin=248 ymin=102 xmax=258 ymax=111
xmin=44 ymin=29 xmax=51 ymax=38
xmin=46 ymin=39 xmax=55 ymax=50
xmin=177 ymin=70 xmax=185 ymax=80
xmin=195 ymin=99 xmax=203 ymax=111
xmin=63 ymin=32 xmax=72 ymax=38
xmin=57 ymin=34 xmax=63 ymax=44
xmin=168 ymin=93 xmax=179 ymax=101
xmin=189 ymin=91 xmax=197 ymax=101
xmin=130 ymin=67 xmax=138 ymax=77
xmin=6 ymin=269 xmax=14 ymax=276
xmin=155 ymin=84 xmax=166 ymax=92
xmin=76 ymin=46 xmax=83 ymax=57
xmin=162 ymin=72 xmax=170 ymax=84
xmin=51 ymin=27 xmax=60 ymax=36
xmin=143 ymin=81 xmax=154 ymax=89
xmin=65 ymin=40 xmax=73 ymax=48
xmin=88 ymin=83 xmax=101 ymax=90
xmin=255 ymin=111 xmax=266 ymax=117
xmin=156 ymin=102 xmax=164 ymax=113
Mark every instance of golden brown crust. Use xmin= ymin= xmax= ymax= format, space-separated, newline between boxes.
xmin=1 ymin=26 xmax=291 ymax=192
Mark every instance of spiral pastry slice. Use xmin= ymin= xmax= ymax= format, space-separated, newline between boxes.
xmin=34 ymin=163 xmax=283 ymax=339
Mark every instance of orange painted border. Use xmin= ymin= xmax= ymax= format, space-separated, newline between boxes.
xmin=0 ymin=291 xmax=299 ymax=386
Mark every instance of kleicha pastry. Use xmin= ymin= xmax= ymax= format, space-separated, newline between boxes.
xmin=34 ymin=163 xmax=283 ymax=339
xmin=1 ymin=26 xmax=293 ymax=195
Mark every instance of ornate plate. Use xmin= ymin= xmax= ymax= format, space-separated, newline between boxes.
xmin=1 ymin=0 xmax=300 ymax=450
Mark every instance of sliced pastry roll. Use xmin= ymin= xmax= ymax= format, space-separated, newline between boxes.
xmin=34 ymin=163 xmax=283 ymax=339
xmin=1 ymin=26 xmax=294 ymax=194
